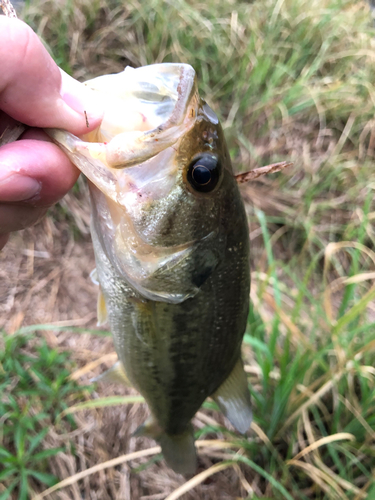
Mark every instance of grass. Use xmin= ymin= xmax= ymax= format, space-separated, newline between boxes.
xmin=241 ymin=210 xmax=375 ymax=498
xmin=0 ymin=333 xmax=92 ymax=500
xmin=2 ymin=0 xmax=375 ymax=498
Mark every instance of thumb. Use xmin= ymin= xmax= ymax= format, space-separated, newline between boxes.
xmin=0 ymin=17 xmax=103 ymax=135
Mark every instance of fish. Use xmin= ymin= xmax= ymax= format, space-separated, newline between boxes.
xmin=47 ymin=63 xmax=252 ymax=474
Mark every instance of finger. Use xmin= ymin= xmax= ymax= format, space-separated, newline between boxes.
xmin=0 ymin=204 xmax=47 ymax=234
xmin=0 ymin=17 xmax=103 ymax=135
xmin=0 ymin=136 xmax=79 ymax=206
xmin=21 ymin=128 xmax=53 ymax=142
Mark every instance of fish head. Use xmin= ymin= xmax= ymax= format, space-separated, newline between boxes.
xmin=49 ymin=64 xmax=243 ymax=303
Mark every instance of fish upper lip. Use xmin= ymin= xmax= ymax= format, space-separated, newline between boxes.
xmin=143 ymin=65 xmax=196 ymax=138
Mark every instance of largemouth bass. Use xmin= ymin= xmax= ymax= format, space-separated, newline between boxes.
xmin=48 ymin=63 xmax=252 ymax=474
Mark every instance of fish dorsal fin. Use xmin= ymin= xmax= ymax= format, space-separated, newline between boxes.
xmin=212 ymin=357 xmax=252 ymax=434
xmin=90 ymin=361 xmax=130 ymax=385
xmin=97 ymin=286 xmax=108 ymax=326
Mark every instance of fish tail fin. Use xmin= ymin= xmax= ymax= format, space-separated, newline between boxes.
xmin=158 ymin=426 xmax=197 ymax=475
xmin=134 ymin=419 xmax=197 ymax=475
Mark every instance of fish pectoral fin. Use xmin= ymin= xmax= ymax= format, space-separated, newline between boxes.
xmin=135 ymin=420 xmax=197 ymax=475
xmin=212 ymin=357 xmax=252 ymax=434
xmin=113 ymin=229 xmax=222 ymax=304
xmin=97 ymin=286 xmax=108 ymax=326
xmin=90 ymin=361 xmax=130 ymax=385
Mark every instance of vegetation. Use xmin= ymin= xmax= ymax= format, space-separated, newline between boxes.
xmin=2 ymin=0 xmax=375 ymax=498
xmin=0 ymin=332 xmax=92 ymax=500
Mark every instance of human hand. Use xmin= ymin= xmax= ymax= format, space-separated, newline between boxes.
xmin=0 ymin=17 xmax=103 ymax=249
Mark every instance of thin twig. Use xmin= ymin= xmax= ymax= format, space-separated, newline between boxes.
xmin=235 ymin=161 xmax=293 ymax=183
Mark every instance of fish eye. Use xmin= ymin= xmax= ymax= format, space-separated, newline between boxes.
xmin=187 ymin=154 xmax=221 ymax=193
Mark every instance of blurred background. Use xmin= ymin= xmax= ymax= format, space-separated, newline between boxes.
xmin=1 ymin=1 xmax=375 ymax=499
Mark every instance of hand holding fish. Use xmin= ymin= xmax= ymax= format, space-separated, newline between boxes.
xmin=0 ymin=16 xmax=103 ymax=249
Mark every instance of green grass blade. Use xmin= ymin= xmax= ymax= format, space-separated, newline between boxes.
xmin=57 ymin=395 xmax=145 ymax=421
xmin=333 ymin=285 xmax=375 ymax=336
xmin=233 ymin=455 xmax=294 ymax=500
xmin=16 ymin=324 xmax=110 ymax=336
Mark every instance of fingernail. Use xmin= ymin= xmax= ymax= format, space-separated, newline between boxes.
xmin=60 ymin=69 xmax=104 ymax=126
xmin=0 ymin=174 xmax=42 ymax=202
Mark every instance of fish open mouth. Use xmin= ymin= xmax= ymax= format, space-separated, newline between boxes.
xmin=88 ymin=63 xmax=198 ymax=144
xmin=47 ymin=64 xmax=198 ymax=207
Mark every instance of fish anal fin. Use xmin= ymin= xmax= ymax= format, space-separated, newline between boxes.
xmin=90 ymin=361 xmax=130 ymax=385
xmin=212 ymin=357 xmax=252 ymax=434
xmin=133 ymin=415 xmax=162 ymax=438
xmin=97 ymin=285 xmax=108 ymax=326
xmin=134 ymin=419 xmax=197 ymax=475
